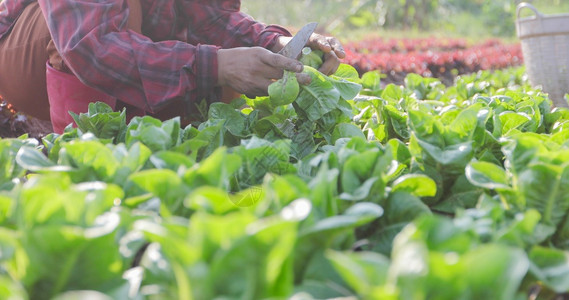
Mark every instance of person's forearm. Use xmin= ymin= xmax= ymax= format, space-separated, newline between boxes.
xmin=270 ymin=35 xmax=291 ymax=53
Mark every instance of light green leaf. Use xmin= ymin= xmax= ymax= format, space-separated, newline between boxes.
xmin=465 ymin=160 xmax=510 ymax=190
xmin=391 ymin=174 xmax=437 ymax=198
xmin=361 ymin=71 xmax=382 ymax=93
xmin=529 ymin=246 xmax=569 ymax=293
xmin=326 ymin=250 xmax=390 ymax=297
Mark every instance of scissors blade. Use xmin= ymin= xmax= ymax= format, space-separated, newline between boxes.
xmin=278 ymin=22 xmax=318 ymax=59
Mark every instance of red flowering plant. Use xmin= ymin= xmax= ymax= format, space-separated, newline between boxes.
xmin=344 ymin=37 xmax=523 ymax=85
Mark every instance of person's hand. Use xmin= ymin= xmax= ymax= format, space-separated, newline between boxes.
xmin=306 ymin=33 xmax=345 ymax=75
xmin=217 ymin=47 xmax=310 ymax=97
xmin=272 ymin=33 xmax=346 ymax=75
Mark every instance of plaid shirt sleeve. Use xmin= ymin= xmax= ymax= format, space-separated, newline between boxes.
xmin=35 ymin=0 xmax=290 ymax=114
xmin=0 ymin=0 xmax=35 ymax=40
xmin=180 ymin=1 xmax=291 ymax=50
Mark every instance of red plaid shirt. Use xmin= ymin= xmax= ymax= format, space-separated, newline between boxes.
xmin=0 ymin=0 xmax=290 ymax=113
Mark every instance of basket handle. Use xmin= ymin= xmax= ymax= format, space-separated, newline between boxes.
xmin=517 ymin=2 xmax=543 ymax=20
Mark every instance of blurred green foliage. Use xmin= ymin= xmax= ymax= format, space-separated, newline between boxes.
xmin=241 ymin=0 xmax=569 ymax=38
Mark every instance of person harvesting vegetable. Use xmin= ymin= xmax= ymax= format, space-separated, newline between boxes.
xmin=0 ymin=0 xmax=345 ymax=133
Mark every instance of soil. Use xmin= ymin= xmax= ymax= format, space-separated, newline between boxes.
xmin=0 ymin=100 xmax=53 ymax=139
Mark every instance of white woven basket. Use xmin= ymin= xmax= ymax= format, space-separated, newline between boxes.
xmin=516 ymin=2 xmax=569 ymax=107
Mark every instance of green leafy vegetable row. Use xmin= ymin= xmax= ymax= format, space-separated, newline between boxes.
xmin=1 ymin=64 xmax=569 ymax=299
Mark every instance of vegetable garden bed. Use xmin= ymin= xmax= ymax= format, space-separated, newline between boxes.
xmin=1 ymin=60 xmax=569 ymax=299
xmin=344 ymin=37 xmax=523 ymax=86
